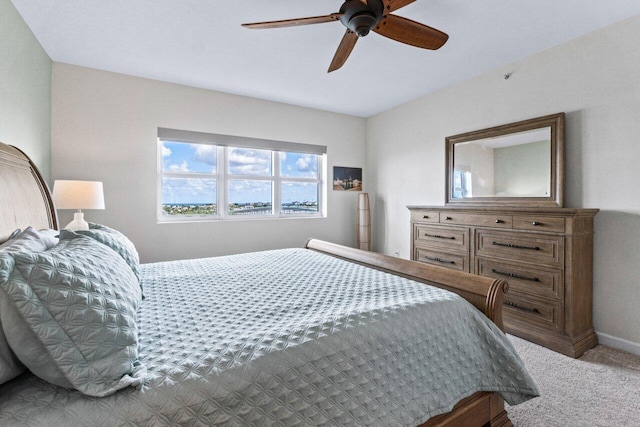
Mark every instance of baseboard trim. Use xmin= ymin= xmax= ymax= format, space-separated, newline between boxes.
xmin=596 ymin=331 xmax=640 ymax=356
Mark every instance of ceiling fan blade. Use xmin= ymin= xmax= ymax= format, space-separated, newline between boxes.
xmin=373 ymin=14 xmax=448 ymax=50
xmin=242 ymin=13 xmax=341 ymax=29
xmin=386 ymin=0 xmax=417 ymax=12
xmin=328 ymin=30 xmax=359 ymax=73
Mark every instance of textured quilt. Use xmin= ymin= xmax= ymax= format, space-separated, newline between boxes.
xmin=0 ymin=248 xmax=538 ymax=426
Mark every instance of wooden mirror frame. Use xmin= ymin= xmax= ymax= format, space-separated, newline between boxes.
xmin=445 ymin=112 xmax=565 ymax=207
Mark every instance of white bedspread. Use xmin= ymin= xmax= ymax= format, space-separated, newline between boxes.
xmin=0 ymin=248 xmax=538 ymax=426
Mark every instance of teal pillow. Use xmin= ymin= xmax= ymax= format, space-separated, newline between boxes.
xmin=0 ymin=226 xmax=57 ymax=253
xmin=0 ymin=226 xmax=58 ymax=386
xmin=0 ymin=234 xmax=146 ymax=396
xmin=63 ymin=223 xmax=140 ymax=279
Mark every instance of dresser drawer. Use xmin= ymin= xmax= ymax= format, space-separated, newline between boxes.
xmin=476 ymin=229 xmax=564 ymax=268
xmin=414 ymin=225 xmax=469 ymax=252
xmin=504 ymin=292 xmax=563 ymax=332
xmin=440 ymin=212 xmax=512 ymax=228
xmin=513 ymin=215 xmax=565 ymax=233
xmin=410 ymin=210 xmax=440 ymax=223
xmin=476 ymin=257 xmax=563 ymax=300
xmin=414 ymin=247 xmax=469 ymax=272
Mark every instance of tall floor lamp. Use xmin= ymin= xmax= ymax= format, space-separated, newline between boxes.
xmin=357 ymin=193 xmax=371 ymax=251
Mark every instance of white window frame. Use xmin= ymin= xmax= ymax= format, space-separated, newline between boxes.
xmin=157 ymin=128 xmax=326 ymax=222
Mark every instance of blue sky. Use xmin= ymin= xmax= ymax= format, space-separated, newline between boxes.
xmin=161 ymin=142 xmax=319 ymax=204
xmin=162 ymin=141 xmax=217 ymax=174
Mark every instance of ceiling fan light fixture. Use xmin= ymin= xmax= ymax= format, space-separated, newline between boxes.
xmin=348 ymin=13 xmax=378 ymax=37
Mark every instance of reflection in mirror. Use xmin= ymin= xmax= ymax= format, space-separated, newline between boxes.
xmin=452 ymin=127 xmax=551 ymax=199
xmin=445 ymin=112 xmax=564 ymax=207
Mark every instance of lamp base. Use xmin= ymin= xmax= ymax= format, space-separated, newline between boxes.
xmin=64 ymin=212 xmax=89 ymax=231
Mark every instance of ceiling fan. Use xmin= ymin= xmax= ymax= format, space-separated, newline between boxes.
xmin=242 ymin=0 xmax=448 ymax=72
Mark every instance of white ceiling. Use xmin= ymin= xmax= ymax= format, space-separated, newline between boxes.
xmin=12 ymin=0 xmax=640 ymax=117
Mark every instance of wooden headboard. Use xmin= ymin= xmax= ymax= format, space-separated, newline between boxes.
xmin=0 ymin=141 xmax=58 ymax=242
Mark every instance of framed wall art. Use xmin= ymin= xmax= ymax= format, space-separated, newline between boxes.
xmin=333 ymin=166 xmax=362 ymax=191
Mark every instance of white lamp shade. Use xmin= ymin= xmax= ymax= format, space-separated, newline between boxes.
xmin=52 ymin=180 xmax=105 ymax=210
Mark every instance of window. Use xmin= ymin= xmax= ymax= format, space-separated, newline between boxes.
xmin=453 ymin=168 xmax=472 ymax=198
xmin=158 ymin=128 xmax=326 ymax=221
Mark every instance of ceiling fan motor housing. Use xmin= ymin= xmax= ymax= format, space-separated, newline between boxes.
xmin=339 ymin=0 xmax=384 ymax=37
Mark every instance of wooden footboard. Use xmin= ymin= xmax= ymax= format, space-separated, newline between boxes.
xmin=419 ymin=392 xmax=512 ymax=427
xmin=305 ymin=238 xmax=512 ymax=427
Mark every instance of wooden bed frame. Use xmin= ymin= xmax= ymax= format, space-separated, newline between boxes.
xmin=0 ymin=141 xmax=513 ymax=426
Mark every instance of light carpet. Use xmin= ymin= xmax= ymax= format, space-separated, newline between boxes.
xmin=506 ymin=335 xmax=640 ymax=426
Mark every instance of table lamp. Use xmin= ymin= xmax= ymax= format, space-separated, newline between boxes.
xmin=52 ymin=180 xmax=105 ymax=231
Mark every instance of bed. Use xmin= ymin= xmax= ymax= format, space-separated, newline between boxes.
xmin=0 ymin=141 xmax=538 ymax=426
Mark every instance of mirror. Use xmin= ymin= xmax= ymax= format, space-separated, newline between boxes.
xmin=446 ymin=113 xmax=564 ymax=207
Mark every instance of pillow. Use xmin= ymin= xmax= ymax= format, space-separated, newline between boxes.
xmin=5 ymin=228 xmax=22 ymax=242
xmin=38 ymin=228 xmax=60 ymax=243
xmin=63 ymin=223 xmax=140 ymax=279
xmin=0 ymin=310 xmax=24 ymax=385
xmin=0 ymin=233 xmax=146 ymax=396
xmin=0 ymin=226 xmax=57 ymax=253
xmin=0 ymin=226 xmax=58 ymax=386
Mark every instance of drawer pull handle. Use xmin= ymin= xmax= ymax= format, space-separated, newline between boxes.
xmin=423 ymin=215 xmax=430 ymax=219
xmin=491 ymin=268 xmax=540 ymax=282
xmin=532 ymin=221 xmax=541 ymax=226
xmin=495 ymin=219 xmax=503 ymax=224
xmin=423 ymin=255 xmax=455 ymax=264
xmin=424 ymin=233 xmax=455 ymax=240
xmin=445 ymin=216 xmax=452 ymax=221
xmin=491 ymin=241 xmax=540 ymax=251
xmin=505 ymin=301 xmax=539 ymax=314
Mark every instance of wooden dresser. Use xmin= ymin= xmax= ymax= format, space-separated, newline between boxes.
xmin=408 ymin=205 xmax=598 ymax=358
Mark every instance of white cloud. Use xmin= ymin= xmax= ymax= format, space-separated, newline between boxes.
xmin=228 ymin=180 xmax=272 ymax=204
xmin=162 ymin=144 xmax=172 ymax=157
xmin=169 ymin=161 xmax=191 ymax=172
xmin=192 ymin=144 xmax=216 ymax=165
xmin=161 ymin=177 xmax=216 ymax=203
xmin=295 ymin=155 xmax=317 ymax=176
xmin=229 ymin=148 xmax=271 ymax=175
xmin=296 ymin=156 xmax=311 ymax=171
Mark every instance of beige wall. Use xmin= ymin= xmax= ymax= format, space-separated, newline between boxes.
xmin=0 ymin=0 xmax=51 ymax=182
xmin=366 ymin=14 xmax=640 ymax=352
xmin=52 ymin=63 xmax=366 ymax=263
xmin=494 ymin=141 xmax=550 ymax=197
